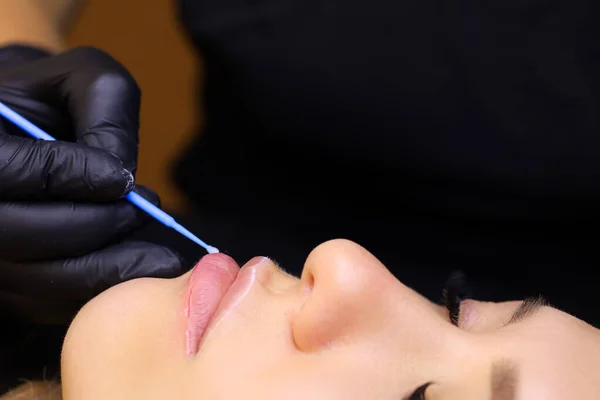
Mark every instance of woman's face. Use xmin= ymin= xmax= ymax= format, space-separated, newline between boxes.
xmin=61 ymin=239 xmax=600 ymax=399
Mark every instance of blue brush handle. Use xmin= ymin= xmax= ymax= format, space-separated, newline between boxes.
xmin=0 ymin=100 xmax=218 ymax=254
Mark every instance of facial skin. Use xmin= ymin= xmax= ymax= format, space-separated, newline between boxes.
xmin=61 ymin=239 xmax=600 ymax=399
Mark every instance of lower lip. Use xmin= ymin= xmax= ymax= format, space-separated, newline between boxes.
xmin=185 ymin=253 xmax=239 ymax=356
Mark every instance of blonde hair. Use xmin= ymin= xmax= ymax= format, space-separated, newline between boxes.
xmin=0 ymin=382 xmax=61 ymax=400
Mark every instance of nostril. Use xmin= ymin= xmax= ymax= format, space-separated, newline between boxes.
xmin=299 ymin=260 xmax=316 ymax=293
xmin=305 ymin=273 xmax=315 ymax=290
xmin=292 ymin=239 xmax=393 ymax=352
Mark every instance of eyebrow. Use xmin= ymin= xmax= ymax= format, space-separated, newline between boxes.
xmin=491 ymin=361 xmax=519 ymax=400
xmin=504 ymin=295 xmax=549 ymax=326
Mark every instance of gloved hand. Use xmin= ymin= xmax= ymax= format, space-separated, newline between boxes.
xmin=0 ymin=45 xmax=185 ymax=325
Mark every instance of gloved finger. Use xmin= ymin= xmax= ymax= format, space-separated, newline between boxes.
xmin=0 ymin=87 xmax=72 ymax=141
xmin=0 ymin=240 xmax=185 ymax=301
xmin=0 ymin=47 xmax=140 ymax=172
xmin=0 ymin=132 xmax=133 ymax=201
xmin=0 ymin=185 xmax=159 ymax=262
xmin=0 ymin=45 xmax=52 ymax=71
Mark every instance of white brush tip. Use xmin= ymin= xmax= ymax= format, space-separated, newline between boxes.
xmin=206 ymin=245 xmax=220 ymax=254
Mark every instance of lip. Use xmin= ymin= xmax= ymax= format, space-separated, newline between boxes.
xmin=185 ymin=254 xmax=268 ymax=356
xmin=185 ymin=253 xmax=239 ymax=356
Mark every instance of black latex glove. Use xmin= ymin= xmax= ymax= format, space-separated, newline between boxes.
xmin=0 ymin=45 xmax=185 ymax=325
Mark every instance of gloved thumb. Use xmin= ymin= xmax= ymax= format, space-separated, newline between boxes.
xmin=0 ymin=132 xmax=133 ymax=201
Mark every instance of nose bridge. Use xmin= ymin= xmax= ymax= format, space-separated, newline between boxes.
xmin=293 ymin=239 xmax=399 ymax=352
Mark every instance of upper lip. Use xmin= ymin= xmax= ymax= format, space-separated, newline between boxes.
xmin=185 ymin=253 xmax=240 ymax=356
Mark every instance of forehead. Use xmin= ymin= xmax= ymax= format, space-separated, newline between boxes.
xmin=507 ymin=308 xmax=600 ymax=398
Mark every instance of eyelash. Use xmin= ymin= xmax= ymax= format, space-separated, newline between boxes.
xmin=442 ymin=270 xmax=471 ymax=327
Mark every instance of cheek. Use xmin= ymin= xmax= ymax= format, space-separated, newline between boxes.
xmin=62 ymin=278 xmax=189 ymax=399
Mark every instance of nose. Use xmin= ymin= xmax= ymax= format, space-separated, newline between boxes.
xmin=292 ymin=239 xmax=415 ymax=352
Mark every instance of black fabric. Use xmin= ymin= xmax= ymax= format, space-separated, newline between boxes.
xmin=174 ymin=0 xmax=600 ymax=324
